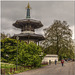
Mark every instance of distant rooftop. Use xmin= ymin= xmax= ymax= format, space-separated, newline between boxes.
xmin=45 ymin=54 xmax=58 ymax=57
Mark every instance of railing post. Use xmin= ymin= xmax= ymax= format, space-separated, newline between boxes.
xmin=13 ymin=68 xmax=15 ymax=72
xmin=31 ymin=66 xmax=32 ymax=69
xmin=4 ymin=69 xmax=5 ymax=75
xmin=19 ymin=67 xmax=21 ymax=70
xmin=1 ymin=69 xmax=2 ymax=74
xmin=10 ymin=68 xmax=12 ymax=73
xmin=24 ymin=66 xmax=26 ymax=70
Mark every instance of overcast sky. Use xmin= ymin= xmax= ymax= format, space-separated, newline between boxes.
xmin=1 ymin=1 xmax=74 ymax=39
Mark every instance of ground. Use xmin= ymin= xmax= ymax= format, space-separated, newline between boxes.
xmin=14 ymin=62 xmax=75 ymax=75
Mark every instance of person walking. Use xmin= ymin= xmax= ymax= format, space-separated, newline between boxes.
xmin=55 ymin=59 xmax=57 ymax=65
xmin=61 ymin=59 xmax=64 ymax=66
xmin=49 ymin=60 xmax=51 ymax=65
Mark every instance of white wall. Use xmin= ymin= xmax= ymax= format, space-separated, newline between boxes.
xmin=42 ymin=55 xmax=58 ymax=64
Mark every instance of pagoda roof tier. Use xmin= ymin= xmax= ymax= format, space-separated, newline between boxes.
xmin=13 ymin=19 xmax=43 ymax=29
xmin=12 ymin=33 xmax=45 ymax=41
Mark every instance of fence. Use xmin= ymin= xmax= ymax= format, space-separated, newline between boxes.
xmin=42 ymin=62 xmax=48 ymax=65
xmin=1 ymin=66 xmax=33 ymax=75
xmin=1 ymin=63 xmax=48 ymax=75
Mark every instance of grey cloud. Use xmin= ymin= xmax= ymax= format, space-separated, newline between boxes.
xmin=1 ymin=1 xmax=74 ymax=39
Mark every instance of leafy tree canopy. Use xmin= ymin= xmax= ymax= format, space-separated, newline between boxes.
xmin=1 ymin=32 xmax=11 ymax=40
xmin=18 ymin=41 xmax=43 ymax=67
xmin=1 ymin=38 xmax=43 ymax=67
xmin=1 ymin=38 xmax=17 ymax=63
xmin=42 ymin=20 xmax=74 ymax=60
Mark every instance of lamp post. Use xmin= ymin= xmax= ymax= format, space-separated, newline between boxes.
xmin=16 ymin=36 xmax=19 ymax=70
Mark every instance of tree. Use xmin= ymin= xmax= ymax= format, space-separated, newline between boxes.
xmin=1 ymin=32 xmax=11 ymax=40
xmin=18 ymin=41 xmax=43 ymax=67
xmin=42 ymin=20 xmax=74 ymax=60
xmin=1 ymin=33 xmax=7 ymax=40
xmin=1 ymin=38 xmax=17 ymax=63
xmin=1 ymin=38 xmax=43 ymax=67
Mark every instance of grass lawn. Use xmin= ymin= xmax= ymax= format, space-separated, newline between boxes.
xmin=1 ymin=62 xmax=16 ymax=68
xmin=1 ymin=62 xmax=48 ymax=75
xmin=1 ymin=62 xmax=31 ymax=74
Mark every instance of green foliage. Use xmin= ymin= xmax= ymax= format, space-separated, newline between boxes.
xmin=1 ymin=33 xmax=7 ymax=40
xmin=1 ymin=38 xmax=17 ymax=63
xmin=1 ymin=62 xmax=16 ymax=68
xmin=1 ymin=62 xmax=32 ymax=74
xmin=42 ymin=20 xmax=74 ymax=60
xmin=1 ymin=38 xmax=43 ymax=67
xmin=18 ymin=41 xmax=42 ymax=67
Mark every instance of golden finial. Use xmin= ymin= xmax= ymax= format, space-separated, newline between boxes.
xmin=26 ymin=2 xmax=31 ymax=9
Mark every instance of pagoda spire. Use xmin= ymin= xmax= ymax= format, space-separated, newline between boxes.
xmin=26 ymin=2 xmax=31 ymax=18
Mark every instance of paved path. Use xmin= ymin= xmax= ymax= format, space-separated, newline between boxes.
xmin=14 ymin=62 xmax=75 ymax=75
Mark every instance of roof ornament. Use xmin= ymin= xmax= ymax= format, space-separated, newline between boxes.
xmin=26 ymin=2 xmax=31 ymax=18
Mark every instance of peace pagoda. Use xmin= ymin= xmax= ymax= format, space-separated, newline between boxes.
xmin=12 ymin=3 xmax=45 ymax=45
